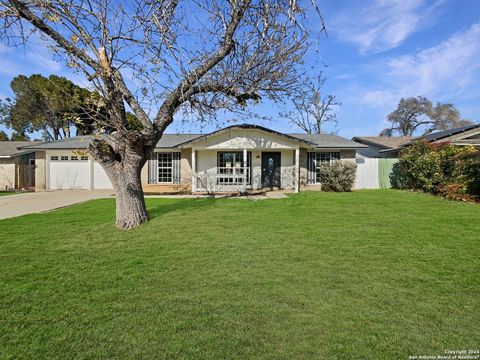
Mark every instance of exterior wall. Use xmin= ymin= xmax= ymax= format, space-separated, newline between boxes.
xmin=0 ymin=158 xmax=18 ymax=190
xmin=193 ymin=149 xmax=295 ymax=192
xmin=299 ymin=148 xmax=357 ymax=191
xmin=142 ymin=148 xmax=192 ymax=193
xmin=35 ymin=151 xmax=46 ymax=191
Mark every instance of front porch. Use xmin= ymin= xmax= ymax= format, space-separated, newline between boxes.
xmin=190 ymin=148 xmax=301 ymax=194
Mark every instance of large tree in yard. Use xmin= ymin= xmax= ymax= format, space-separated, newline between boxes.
xmin=0 ymin=0 xmax=322 ymax=229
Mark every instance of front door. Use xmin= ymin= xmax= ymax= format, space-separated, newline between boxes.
xmin=261 ymin=152 xmax=281 ymax=189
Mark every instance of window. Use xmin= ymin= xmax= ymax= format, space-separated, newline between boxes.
xmin=60 ymin=156 xmax=69 ymax=161
xmin=80 ymin=156 xmax=89 ymax=161
xmin=217 ymin=152 xmax=251 ymax=186
xmin=307 ymin=152 xmax=340 ymax=184
xmin=148 ymin=152 xmax=180 ymax=184
xmin=71 ymin=156 xmax=78 ymax=161
xmin=50 ymin=156 xmax=59 ymax=161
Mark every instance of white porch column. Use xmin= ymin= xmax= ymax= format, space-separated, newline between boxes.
xmin=243 ymin=148 xmax=248 ymax=187
xmin=88 ymin=156 xmax=94 ymax=190
xmin=295 ymin=147 xmax=300 ymax=193
xmin=191 ymin=148 xmax=196 ymax=193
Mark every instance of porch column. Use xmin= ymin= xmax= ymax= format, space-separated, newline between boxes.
xmin=295 ymin=147 xmax=300 ymax=193
xmin=243 ymin=148 xmax=247 ymax=187
xmin=191 ymin=148 xmax=196 ymax=193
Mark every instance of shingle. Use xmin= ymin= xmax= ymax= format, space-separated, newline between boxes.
xmin=289 ymin=133 xmax=367 ymax=148
xmin=352 ymin=136 xmax=416 ymax=149
xmin=0 ymin=141 xmax=38 ymax=157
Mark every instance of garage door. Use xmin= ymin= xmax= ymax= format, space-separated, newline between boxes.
xmin=93 ymin=162 xmax=113 ymax=189
xmin=49 ymin=155 xmax=89 ymax=190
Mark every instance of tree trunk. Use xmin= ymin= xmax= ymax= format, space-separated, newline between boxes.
xmin=110 ymin=162 xmax=148 ymax=230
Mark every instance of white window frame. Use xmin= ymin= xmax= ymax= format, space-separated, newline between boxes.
xmin=148 ymin=152 xmax=181 ymax=184
xmin=216 ymin=151 xmax=251 ymax=186
xmin=307 ymin=151 xmax=340 ymax=184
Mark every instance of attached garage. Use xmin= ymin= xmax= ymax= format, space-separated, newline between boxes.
xmin=47 ymin=152 xmax=113 ymax=190
xmin=93 ymin=161 xmax=113 ymax=189
xmin=49 ymin=155 xmax=90 ymax=190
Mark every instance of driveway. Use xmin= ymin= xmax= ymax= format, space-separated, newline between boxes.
xmin=0 ymin=190 xmax=114 ymax=220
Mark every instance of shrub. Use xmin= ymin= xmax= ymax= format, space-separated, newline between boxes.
xmin=396 ymin=141 xmax=478 ymax=201
xmin=319 ymin=161 xmax=357 ymax=192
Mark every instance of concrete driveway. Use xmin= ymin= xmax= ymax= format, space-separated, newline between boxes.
xmin=0 ymin=190 xmax=114 ymax=220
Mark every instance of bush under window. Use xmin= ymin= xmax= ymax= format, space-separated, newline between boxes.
xmin=318 ymin=161 xmax=357 ymax=192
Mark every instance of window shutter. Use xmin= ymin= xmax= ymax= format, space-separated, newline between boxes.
xmin=148 ymin=153 xmax=158 ymax=184
xmin=173 ymin=152 xmax=181 ymax=184
xmin=307 ymin=152 xmax=315 ymax=184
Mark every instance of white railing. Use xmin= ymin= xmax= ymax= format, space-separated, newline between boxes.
xmin=195 ymin=173 xmax=250 ymax=193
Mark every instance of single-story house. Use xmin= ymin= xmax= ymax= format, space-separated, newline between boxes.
xmin=0 ymin=141 xmax=36 ymax=190
xmin=380 ymin=124 xmax=480 ymax=157
xmin=21 ymin=124 xmax=367 ymax=193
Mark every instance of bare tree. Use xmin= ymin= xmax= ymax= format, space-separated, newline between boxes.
xmin=380 ymin=96 xmax=473 ymax=137
xmin=0 ymin=0 xmax=323 ymax=229
xmin=281 ymin=72 xmax=340 ymax=133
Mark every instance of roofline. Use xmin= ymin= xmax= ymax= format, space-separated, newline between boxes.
xmin=401 ymin=124 xmax=480 ymax=147
xmin=175 ymin=124 xmax=317 ymax=148
xmin=351 ymin=137 xmax=393 ymax=149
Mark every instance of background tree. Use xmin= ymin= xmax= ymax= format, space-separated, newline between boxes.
xmin=10 ymin=131 xmax=30 ymax=140
xmin=380 ymin=96 xmax=473 ymax=136
xmin=0 ymin=0 xmax=322 ymax=229
xmin=0 ymin=74 xmax=103 ymax=140
xmin=281 ymin=73 xmax=340 ymax=134
xmin=0 ymin=130 xmax=8 ymax=141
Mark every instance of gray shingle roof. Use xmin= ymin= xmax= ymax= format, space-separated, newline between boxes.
xmin=19 ymin=125 xmax=366 ymax=150
xmin=352 ymin=136 xmax=416 ymax=149
xmin=289 ymin=133 xmax=367 ymax=148
xmin=0 ymin=141 xmax=38 ymax=157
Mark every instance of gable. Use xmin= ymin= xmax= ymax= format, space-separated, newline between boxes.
xmin=181 ymin=128 xmax=305 ymax=149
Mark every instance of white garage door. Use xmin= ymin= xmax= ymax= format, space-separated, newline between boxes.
xmin=49 ymin=156 xmax=89 ymax=190
xmin=93 ymin=162 xmax=113 ymax=189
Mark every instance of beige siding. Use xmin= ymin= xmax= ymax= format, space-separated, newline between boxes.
xmin=35 ymin=151 xmax=46 ymax=191
xmin=0 ymin=158 xmax=17 ymax=190
xmin=141 ymin=148 xmax=192 ymax=194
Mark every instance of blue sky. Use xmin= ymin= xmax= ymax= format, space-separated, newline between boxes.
xmin=1 ymin=0 xmax=479 ymax=139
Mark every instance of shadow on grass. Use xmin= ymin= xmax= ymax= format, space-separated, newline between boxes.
xmin=146 ymin=198 xmax=216 ymax=220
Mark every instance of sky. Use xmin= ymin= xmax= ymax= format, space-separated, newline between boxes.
xmin=0 ymin=0 xmax=479 ymax=139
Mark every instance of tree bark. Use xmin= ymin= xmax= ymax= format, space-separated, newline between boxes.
xmin=112 ymin=165 xmax=148 ymax=230
xmin=89 ymin=136 xmax=153 ymax=230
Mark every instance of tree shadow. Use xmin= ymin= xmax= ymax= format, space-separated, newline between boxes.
xmin=146 ymin=197 xmax=216 ymax=220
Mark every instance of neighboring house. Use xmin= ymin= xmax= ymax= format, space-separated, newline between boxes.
xmin=21 ymin=124 xmax=367 ymax=193
xmin=0 ymin=141 xmax=36 ymax=190
xmin=351 ymin=136 xmax=415 ymax=190
xmin=352 ymin=136 xmax=417 ymax=158
xmin=380 ymin=124 xmax=480 ymax=157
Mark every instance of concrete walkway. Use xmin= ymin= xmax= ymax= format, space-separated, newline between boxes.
xmin=0 ymin=190 xmax=114 ymax=220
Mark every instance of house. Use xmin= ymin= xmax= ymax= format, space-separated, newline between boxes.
xmin=350 ymin=124 xmax=480 ymax=189
xmin=0 ymin=141 xmax=36 ymax=190
xmin=380 ymin=124 xmax=480 ymax=157
xmin=351 ymin=136 xmax=416 ymax=158
xmin=350 ymin=136 xmax=415 ymax=190
xmin=21 ymin=124 xmax=367 ymax=193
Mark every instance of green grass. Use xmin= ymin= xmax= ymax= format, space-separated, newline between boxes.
xmin=1 ymin=190 xmax=479 ymax=359
xmin=0 ymin=191 xmax=16 ymax=196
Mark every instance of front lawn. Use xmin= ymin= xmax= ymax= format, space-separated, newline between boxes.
xmin=0 ymin=191 xmax=16 ymax=196
xmin=1 ymin=190 xmax=479 ymax=359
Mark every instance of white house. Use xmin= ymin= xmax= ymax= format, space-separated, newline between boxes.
xmin=21 ymin=124 xmax=367 ymax=193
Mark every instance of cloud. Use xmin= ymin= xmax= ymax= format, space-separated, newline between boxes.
xmin=360 ymin=23 xmax=480 ymax=110
xmin=332 ymin=0 xmax=446 ymax=54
